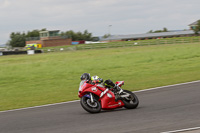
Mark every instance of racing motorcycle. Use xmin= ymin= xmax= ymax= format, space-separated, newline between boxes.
xmin=78 ymin=80 xmax=139 ymax=113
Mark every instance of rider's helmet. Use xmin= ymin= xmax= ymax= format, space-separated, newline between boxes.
xmin=91 ymin=75 xmax=99 ymax=81
xmin=91 ymin=75 xmax=103 ymax=83
xmin=80 ymin=73 xmax=91 ymax=81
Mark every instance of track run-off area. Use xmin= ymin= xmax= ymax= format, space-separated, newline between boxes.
xmin=0 ymin=80 xmax=200 ymax=133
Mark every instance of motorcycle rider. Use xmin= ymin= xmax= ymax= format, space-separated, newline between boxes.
xmin=91 ymin=75 xmax=103 ymax=84
xmin=80 ymin=73 xmax=123 ymax=94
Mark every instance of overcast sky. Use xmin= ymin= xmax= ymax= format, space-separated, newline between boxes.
xmin=0 ymin=0 xmax=199 ymax=44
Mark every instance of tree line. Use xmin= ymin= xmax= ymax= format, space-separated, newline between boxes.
xmin=193 ymin=20 xmax=200 ymax=35
xmin=147 ymin=27 xmax=168 ymax=33
xmin=7 ymin=29 xmax=95 ymax=47
xmin=7 ymin=21 xmax=200 ymax=47
xmin=148 ymin=21 xmax=200 ymax=34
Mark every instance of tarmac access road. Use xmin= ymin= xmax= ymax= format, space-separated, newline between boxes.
xmin=0 ymin=81 xmax=200 ymax=133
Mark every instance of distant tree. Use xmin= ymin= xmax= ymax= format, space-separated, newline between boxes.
xmin=77 ymin=31 xmax=84 ymax=40
xmin=154 ymin=30 xmax=163 ymax=33
xmin=8 ymin=28 xmax=47 ymax=47
xmin=83 ymin=30 xmax=92 ymax=41
xmin=163 ymin=27 xmax=168 ymax=32
xmin=103 ymin=34 xmax=111 ymax=38
xmin=9 ymin=32 xmax=26 ymax=47
xmin=8 ymin=29 xmax=93 ymax=47
xmin=61 ymin=30 xmax=93 ymax=41
xmin=147 ymin=27 xmax=168 ymax=33
xmin=148 ymin=30 xmax=153 ymax=33
xmin=26 ymin=28 xmax=46 ymax=39
xmin=26 ymin=30 xmax=40 ymax=38
xmin=64 ymin=30 xmax=77 ymax=41
xmin=192 ymin=20 xmax=200 ymax=35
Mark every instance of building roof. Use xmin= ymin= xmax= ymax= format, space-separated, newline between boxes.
xmin=101 ymin=30 xmax=194 ymax=41
xmin=188 ymin=20 xmax=200 ymax=26
xmin=39 ymin=30 xmax=60 ymax=33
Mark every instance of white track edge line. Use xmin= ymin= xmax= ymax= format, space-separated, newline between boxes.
xmin=0 ymin=100 xmax=79 ymax=113
xmin=134 ymin=80 xmax=200 ymax=93
xmin=161 ymin=126 xmax=200 ymax=133
xmin=1 ymin=80 xmax=200 ymax=113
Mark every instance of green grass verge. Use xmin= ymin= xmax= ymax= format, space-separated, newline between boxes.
xmin=0 ymin=42 xmax=200 ymax=111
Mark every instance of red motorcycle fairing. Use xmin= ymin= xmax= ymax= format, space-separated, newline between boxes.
xmin=79 ymin=81 xmax=125 ymax=110
xmin=78 ymin=81 xmax=103 ymax=98
xmin=115 ymin=81 xmax=124 ymax=87
xmin=100 ymin=90 xmax=124 ymax=109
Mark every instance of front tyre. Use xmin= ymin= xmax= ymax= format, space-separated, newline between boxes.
xmin=122 ymin=90 xmax=139 ymax=109
xmin=80 ymin=96 xmax=101 ymax=113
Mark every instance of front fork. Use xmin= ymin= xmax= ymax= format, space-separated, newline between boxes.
xmin=90 ymin=93 xmax=94 ymax=103
xmin=83 ymin=93 xmax=94 ymax=103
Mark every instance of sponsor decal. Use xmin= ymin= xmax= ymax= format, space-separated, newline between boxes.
xmin=108 ymin=104 xmax=119 ymax=107
xmin=91 ymin=87 xmax=97 ymax=92
xmin=108 ymin=102 xmax=122 ymax=107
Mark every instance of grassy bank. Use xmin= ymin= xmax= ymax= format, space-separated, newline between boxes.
xmin=0 ymin=42 xmax=200 ymax=111
xmin=39 ymin=36 xmax=200 ymax=52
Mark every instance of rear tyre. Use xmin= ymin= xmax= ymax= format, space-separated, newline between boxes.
xmin=80 ymin=96 xmax=101 ymax=113
xmin=122 ymin=90 xmax=139 ymax=109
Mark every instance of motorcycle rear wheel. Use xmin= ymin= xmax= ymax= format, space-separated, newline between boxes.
xmin=80 ymin=96 xmax=101 ymax=113
xmin=122 ymin=90 xmax=139 ymax=109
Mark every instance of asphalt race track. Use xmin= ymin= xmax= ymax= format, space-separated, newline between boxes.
xmin=0 ymin=81 xmax=200 ymax=133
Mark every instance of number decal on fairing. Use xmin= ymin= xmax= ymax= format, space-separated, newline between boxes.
xmin=91 ymin=87 xmax=97 ymax=92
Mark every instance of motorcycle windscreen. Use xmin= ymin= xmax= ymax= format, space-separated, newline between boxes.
xmin=79 ymin=80 xmax=86 ymax=91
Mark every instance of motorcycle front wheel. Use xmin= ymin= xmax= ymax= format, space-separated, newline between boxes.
xmin=80 ymin=96 xmax=101 ymax=113
xmin=122 ymin=90 xmax=139 ymax=109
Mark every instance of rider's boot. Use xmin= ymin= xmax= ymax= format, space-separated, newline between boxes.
xmin=113 ymin=85 xmax=124 ymax=101
xmin=114 ymin=85 xmax=123 ymax=94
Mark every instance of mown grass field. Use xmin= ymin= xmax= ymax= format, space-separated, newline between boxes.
xmin=0 ymin=42 xmax=200 ymax=111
